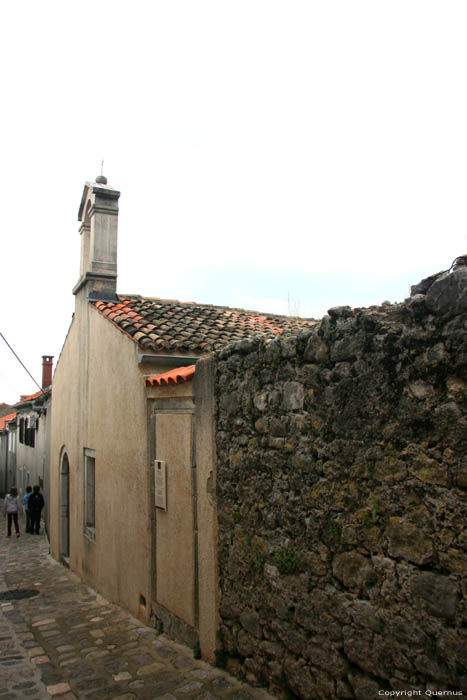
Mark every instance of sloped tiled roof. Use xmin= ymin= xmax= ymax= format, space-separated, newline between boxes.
xmin=0 ymin=412 xmax=16 ymax=431
xmin=145 ymin=365 xmax=196 ymax=387
xmin=17 ymin=390 xmax=43 ymax=403
xmin=15 ymin=387 xmax=51 ymax=408
xmin=95 ymin=296 xmax=315 ymax=353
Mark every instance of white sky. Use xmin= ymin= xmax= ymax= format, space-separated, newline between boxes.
xmin=1 ymin=1 xmax=466 ymax=404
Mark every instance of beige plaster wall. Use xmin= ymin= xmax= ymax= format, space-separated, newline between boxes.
xmin=51 ymin=293 xmax=219 ymax=652
xmin=155 ymin=412 xmax=195 ymax=626
xmin=148 ymin=362 xmax=219 ymax=662
xmin=50 ymin=300 xmax=152 ymax=621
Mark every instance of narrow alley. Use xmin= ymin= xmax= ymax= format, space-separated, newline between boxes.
xmin=0 ymin=516 xmax=273 ymax=700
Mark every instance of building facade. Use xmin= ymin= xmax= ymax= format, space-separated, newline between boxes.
xmin=13 ymin=357 xmax=53 ymax=531
xmin=49 ymin=176 xmax=312 ymax=660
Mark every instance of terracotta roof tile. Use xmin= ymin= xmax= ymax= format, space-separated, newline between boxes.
xmin=145 ymin=365 xmax=196 ymax=387
xmin=94 ymin=295 xmax=316 ymax=354
xmin=0 ymin=412 xmax=16 ymax=431
xmin=17 ymin=389 xmax=43 ymax=403
xmin=14 ymin=387 xmax=51 ymax=407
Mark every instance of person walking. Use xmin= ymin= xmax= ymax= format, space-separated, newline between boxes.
xmin=4 ymin=487 xmax=21 ymax=537
xmin=28 ymin=485 xmax=45 ymax=535
xmin=23 ymin=485 xmax=32 ymax=533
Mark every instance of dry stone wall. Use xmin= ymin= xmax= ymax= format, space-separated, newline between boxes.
xmin=214 ymin=267 xmax=467 ymax=699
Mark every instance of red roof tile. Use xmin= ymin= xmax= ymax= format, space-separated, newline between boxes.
xmin=14 ymin=387 xmax=51 ymax=407
xmin=145 ymin=365 xmax=196 ymax=387
xmin=0 ymin=413 xmax=16 ymax=431
xmin=18 ymin=389 xmax=43 ymax=403
xmin=94 ymin=296 xmax=316 ymax=354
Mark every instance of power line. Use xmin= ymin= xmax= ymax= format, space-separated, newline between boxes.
xmin=0 ymin=332 xmax=43 ymax=394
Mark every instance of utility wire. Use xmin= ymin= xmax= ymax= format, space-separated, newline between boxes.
xmin=0 ymin=332 xmax=43 ymax=394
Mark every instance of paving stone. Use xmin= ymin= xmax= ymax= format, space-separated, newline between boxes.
xmin=212 ymin=678 xmax=234 ymax=690
xmin=171 ymin=655 xmax=194 ymax=670
xmin=0 ymin=514 xmax=276 ymax=700
xmin=148 ymin=679 xmax=181 ymax=695
xmin=59 ymin=657 xmax=81 ymax=668
xmin=113 ymin=672 xmax=132 ymax=682
xmin=104 ymin=661 xmax=129 ymax=674
xmin=31 ymin=655 xmax=50 ymax=664
xmin=84 ymin=687 xmax=120 ymax=699
xmin=178 ymin=681 xmax=204 ymax=693
xmin=47 ymin=683 xmax=72 ymax=696
xmin=128 ymin=680 xmax=145 ymax=689
xmin=74 ymin=677 xmax=108 ymax=692
xmin=85 ymin=649 xmax=110 ymax=660
xmin=32 ymin=618 xmax=56 ymax=627
xmin=189 ymin=669 xmax=210 ymax=680
xmin=157 ymin=646 xmax=177 ymax=659
xmin=136 ymin=661 xmax=166 ymax=676
xmin=229 ymin=692 xmax=254 ymax=700
xmin=28 ymin=647 xmax=45 ymax=657
xmin=63 ymin=661 xmax=96 ymax=678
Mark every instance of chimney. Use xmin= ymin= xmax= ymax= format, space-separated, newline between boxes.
xmin=73 ymin=174 xmax=120 ymax=301
xmin=42 ymin=356 xmax=54 ymax=389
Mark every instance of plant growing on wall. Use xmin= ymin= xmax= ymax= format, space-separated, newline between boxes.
xmin=274 ymin=548 xmax=298 ymax=575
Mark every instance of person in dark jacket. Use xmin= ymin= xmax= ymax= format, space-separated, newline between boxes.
xmin=28 ymin=486 xmax=45 ymax=535
xmin=23 ymin=486 xmax=32 ymax=533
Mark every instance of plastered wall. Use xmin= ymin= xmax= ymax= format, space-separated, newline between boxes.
xmin=50 ymin=300 xmax=152 ymax=621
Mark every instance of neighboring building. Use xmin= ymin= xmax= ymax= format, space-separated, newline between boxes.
xmin=14 ymin=356 xmax=53 ymax=531
xmin=0 ymin=412 xmax=16 ymax=495
xmin=49 ymin=176 xmax=313 ymax=661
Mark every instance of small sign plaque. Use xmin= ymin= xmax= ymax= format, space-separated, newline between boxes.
xmin=154 ymin=460 xmax=167 ymax=511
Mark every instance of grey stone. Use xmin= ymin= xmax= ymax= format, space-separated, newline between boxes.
xmin=332 ymin=552 xmax=374 ymax=590
xmin=282 ymin=382 xmax=304 ymax=411
xmin=386 ymin=518 xmax=434 ymax=565
xmin=284 ymin=662 xmax=315 ymax=700
xmin=239 ymin=610 xmax=262 ymax=639
xmin=328 ymin=306 xmax=352 ymax=319
xmin=410 ymin=572 xmax=458 ymax=619
xmin=426 ymin=267 xmax=467 ymax=316
xmin=348 ymin=674 xmax=381 ymax=699
xmin=304 ymin=334 xmax=329 ymax=363
xmin=410 ymin=270 xmax=447 ymax=296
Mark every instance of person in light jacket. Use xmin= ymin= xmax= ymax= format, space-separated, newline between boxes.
xmin=4 ymin=487 xmax=21 ymax=537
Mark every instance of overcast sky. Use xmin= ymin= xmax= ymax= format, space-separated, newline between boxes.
xmin=1 ymin=1 xmax=466 ymax=404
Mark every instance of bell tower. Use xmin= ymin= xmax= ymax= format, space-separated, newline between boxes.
xmin=73 ymin=174 xmax=120 ymax=301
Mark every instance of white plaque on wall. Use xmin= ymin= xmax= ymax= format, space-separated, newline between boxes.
xmin=154 ymin=460 xmax=167 ymax=511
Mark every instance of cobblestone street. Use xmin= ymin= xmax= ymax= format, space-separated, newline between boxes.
xmin=0 ymin=516 xmax=273 ymax=700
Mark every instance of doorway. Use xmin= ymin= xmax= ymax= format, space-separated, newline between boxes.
xmin=59 ymin=452 xmax=70 ymax=563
